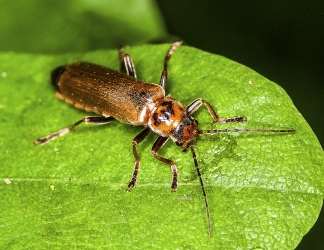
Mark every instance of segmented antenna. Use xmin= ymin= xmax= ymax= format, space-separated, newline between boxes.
xmin=189 ymin=145 xmax=212 ymax=236
xmin=198 ymin=128 xmax=296 ymax=134
xmin=194 ymin=127 xmax=295 ymax=236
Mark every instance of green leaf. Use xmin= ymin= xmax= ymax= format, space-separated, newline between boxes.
xmin=0 ymin=0 xmax=167 ymax=53
xmin=1 ymin=44 xmax=323 ymax=249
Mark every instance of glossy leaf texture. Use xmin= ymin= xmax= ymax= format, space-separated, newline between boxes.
xmin=0 ymin=44 xmax=323 ymax=249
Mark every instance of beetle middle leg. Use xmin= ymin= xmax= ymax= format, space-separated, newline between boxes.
xmin=119 ymin=46 xmax=137 ymax=78
xmin=151 ymin=136 xmax=178 ymax=191
xmin=186 ymin=98 xmax=247 ymax=124
xmin=34 ymin=116 xmax=115 ymax=145
xmin=127 ymin=128 xmax=151 ymax=190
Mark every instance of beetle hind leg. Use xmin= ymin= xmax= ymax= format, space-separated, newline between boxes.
xmin=34 ymin=116 xmax=115 ymax=145
xmin=127 ymin=128 xmax=151 ymax=190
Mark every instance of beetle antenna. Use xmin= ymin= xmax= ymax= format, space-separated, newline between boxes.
xmin=198 ymin=128 xmax=296 ymax=134
xmin=192 ymin=127 xmax=295 ymax=236
xmin=164 ymin=41 xmax=183 ymax=70
xmin=189 ymin=144 xmax=211 ymax=236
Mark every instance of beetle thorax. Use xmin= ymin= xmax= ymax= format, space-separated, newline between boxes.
xmin=148 ymin=96 xmax=198 ymax=148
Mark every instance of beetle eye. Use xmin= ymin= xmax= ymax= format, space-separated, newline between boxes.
xmin=176 ymin=141 xmax=183 ymax=147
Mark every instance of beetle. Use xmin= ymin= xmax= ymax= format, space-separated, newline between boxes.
xmin=35 ymin=41 xmax=295 ymax=236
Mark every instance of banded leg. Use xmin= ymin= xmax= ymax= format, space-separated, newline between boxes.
xmin=127 ymin=128 xmax=151 ymax=190
xmin=151 ymin=136 xmax=178 ymax=191
xmin=159 ymin=41 xmax=183 ymax=90
xmin=119 ymin=46 xmax=137 ymax=78
xmin=34 ymin=116 xmax=115 ymax=145
xmin=186 ymin=98 xmax=247 ymax=124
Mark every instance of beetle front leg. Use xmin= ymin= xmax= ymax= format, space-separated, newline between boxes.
xmin=151 ymin=136 xmax=178 ymax=191
xmin=127 ymin=128 xmax=151 ymax=190
xmin=186 ymin=98 xmax=247 ymax=124
xmin=159 ymin=41 xmax=183 ymax=91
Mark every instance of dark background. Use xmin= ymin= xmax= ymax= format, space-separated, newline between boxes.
xmin=156 ymin=1 xmax=323 ymax=249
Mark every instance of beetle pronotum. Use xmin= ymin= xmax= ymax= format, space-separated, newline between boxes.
xmin=35 ymin=41 xmax=295 ymax=236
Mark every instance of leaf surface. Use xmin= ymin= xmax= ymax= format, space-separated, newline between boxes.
xmin=0 ymin=44 xmax=323 ymax=249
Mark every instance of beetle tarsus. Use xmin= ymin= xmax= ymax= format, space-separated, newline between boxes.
xmin=170 ymin=164 xmax=178 ymax=192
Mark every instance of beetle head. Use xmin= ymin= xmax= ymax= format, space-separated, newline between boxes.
xmin=148 ymin=97 xmax=198 ymax=149
xmin=171 ymin=115 xmax=198 ymax=150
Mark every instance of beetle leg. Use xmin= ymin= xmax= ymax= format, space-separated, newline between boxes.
xmin=151 ymin=136 xmax=178 ymax=191
xmin=127 ymin=128 xmax=151 ymax=190
xmin=186 ymin=98 xmax=247 ymax=124
xmin=119 ymin=46 xmax=137 ymax=78
xmin=34 ymin=116 xmax=115 ymax=145
xmin=159 ymin=41 xmax=183 ymax=91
